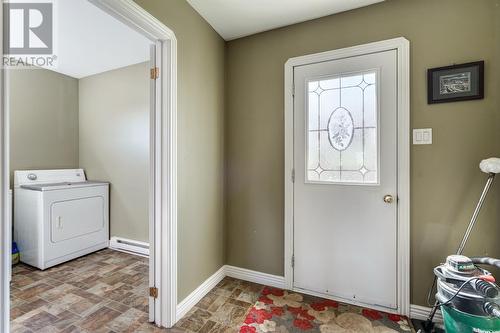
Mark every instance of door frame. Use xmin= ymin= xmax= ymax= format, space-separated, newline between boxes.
xmin=0 ymin=0 xmax=179 ymax=330
xmin=283 ymin=37 xmax=410 ymax=315
xmin=0 ymin=3 xmax=7 ymax=330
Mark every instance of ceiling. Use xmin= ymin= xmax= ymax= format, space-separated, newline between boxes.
xmin=186 ymin=0 xmax=384 ymax=41
xmin=51 ymin=0 xmax=151 ymax=79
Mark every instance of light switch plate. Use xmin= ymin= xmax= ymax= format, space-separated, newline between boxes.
xmin=413 ymin=128 xmax=432 ymax=145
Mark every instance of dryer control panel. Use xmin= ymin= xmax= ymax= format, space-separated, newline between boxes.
xmin=14 ymin=169 xmax=86 ymax=188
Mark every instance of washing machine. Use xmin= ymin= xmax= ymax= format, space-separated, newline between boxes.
xmin=14 ymin=169 xmax=109 ymax=270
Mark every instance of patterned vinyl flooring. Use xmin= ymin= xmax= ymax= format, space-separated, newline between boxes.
xmin=10 ymin=249 xmax=261 ymax=332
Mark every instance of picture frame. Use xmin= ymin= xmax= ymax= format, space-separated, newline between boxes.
xmin=427 ymin=61 xmax=484 ymax=104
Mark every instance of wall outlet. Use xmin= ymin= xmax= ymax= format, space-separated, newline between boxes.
xmin=413 ymin=128 xmax=432 ymax=145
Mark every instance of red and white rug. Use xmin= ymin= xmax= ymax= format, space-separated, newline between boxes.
xmin=239 ymin=287 xmax=414 ymax=332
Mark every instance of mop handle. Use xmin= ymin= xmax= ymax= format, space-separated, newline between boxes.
xmin=456 ymin=173 xmax=496 ymax=255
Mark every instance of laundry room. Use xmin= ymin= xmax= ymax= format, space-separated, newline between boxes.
xmin=7 ymin=0 xmax=155 ymax=330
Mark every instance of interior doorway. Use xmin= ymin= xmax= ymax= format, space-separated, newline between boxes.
xmin=8 ymin=0 xmax=153 ymax=331
xmin=1 ymin=0 xmax=178 ymax=331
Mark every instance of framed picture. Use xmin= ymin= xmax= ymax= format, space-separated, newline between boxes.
xmin=427 ymin=61 xmax=484 ymax=104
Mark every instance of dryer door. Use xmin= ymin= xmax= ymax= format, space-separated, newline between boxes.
xmin=51 ymin=196 xmax=105 ymax=243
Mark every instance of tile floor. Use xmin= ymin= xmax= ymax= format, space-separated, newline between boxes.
xmin=10 ymin=249 xmax=260 ymax=332
xmin=11 ymin=249 xmax=153 ymax=332
xmin=12 ymin=249 xmax=409 ymax=332
xmin=174 ymin=277 xmax=263 ymax=332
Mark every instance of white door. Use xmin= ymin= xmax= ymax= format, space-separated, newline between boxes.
xmin=293 ymin=50 xmax=398 ymax=309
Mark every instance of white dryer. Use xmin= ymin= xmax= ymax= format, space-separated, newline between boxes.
xmin=14 ymin=169 xmax=109 ymax=270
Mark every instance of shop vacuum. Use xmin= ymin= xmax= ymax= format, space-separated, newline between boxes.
xmin=417 ymin=157 xmax=500 ymax=333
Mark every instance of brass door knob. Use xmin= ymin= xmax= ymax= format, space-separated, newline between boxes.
xmin=383 ymin=195 xmax=394 ymax=204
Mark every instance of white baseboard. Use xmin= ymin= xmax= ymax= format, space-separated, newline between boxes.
xmin=410 ymin=304 xmax=443 ymax=323
xmin=225 ymin=265 xmax=286 ymax=289
xmin=176 ymin=265 xmax=432 ymax=325
xmin=175 ymin=265 xmax=283 ymax=321
xmin=176 ymin=266 xmax=226 ymax=320
xmin=109 ymin=236 xmax=149 ymax=257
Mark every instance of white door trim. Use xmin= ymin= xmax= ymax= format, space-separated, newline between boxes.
xmin=0 ymin=3 xmax=9 ymax=331
xmin=284 ymin=37 xmax=410 ymax=315
xmin=1 ymin=0 xmax=179 ymax=329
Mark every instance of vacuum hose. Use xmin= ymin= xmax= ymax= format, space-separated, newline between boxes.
xmin=484 ymin=302 xmax=500 ymax=318
xmin=472 ymin=257 xmax=500 ymax=269
xmin=474 ymin=280 xmax=499 ymax=298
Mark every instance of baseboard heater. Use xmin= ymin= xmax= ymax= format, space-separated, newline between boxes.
xmin=109 ymin=236 xmax=149 ymax=257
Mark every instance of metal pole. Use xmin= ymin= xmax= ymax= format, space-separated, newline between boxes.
xmin=457 ymin=173 xmax=495 ymax=255
xmin=423 ymin=172 xmax=496 ymax=331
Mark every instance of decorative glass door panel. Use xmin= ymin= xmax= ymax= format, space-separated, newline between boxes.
xmin=306 ymin=70 xmax=379 ymax=185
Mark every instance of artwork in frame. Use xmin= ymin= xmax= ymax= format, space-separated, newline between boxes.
xmin=427 ymin=61 xmax=484 ymax=104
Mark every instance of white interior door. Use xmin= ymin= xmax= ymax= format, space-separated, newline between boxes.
xmin=293 ymin=50 xmax=398 ymax=309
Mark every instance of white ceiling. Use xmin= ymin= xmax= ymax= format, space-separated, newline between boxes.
xmin=51 ymin=0 xmax=151 ymax=79
xmin=186 ymin=0 xmax=385 ymax=41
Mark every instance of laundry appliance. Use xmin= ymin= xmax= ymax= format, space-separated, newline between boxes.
xmin=14 ymin=169 xmax=109 ymax=270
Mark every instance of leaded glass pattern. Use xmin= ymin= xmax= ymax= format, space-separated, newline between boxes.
xmin=306 ymin=70 xmax=379 ymax=184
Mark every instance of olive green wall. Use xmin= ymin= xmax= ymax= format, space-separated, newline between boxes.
xmin=225 ymin=0 xmax=500 ymax=306
xmin=134 ymin=0 xmax=226 ymax=301
xmin=79 ymin=62 xmax=150 ymax=243
xmin=9 ymin=68 xmax=79 ymax=181
xmin=496 ymin=2 xmax=500 ymax=156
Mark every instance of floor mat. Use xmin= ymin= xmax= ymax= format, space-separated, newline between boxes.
xmin=239 ymin=287 xmax=414 ymax=332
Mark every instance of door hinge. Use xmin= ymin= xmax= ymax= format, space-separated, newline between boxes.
xmin=149 ymin=287 xmax=158 ymax=298
xmin=292 ymin=81 xmax=295 ymax=97
xmin=291 ymin=169 xmax=295 ymax=183
xmin=150 ymin=67 xmax=159 ymax=80
xmin=291 ymin=255 xmax=295 ymax=268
